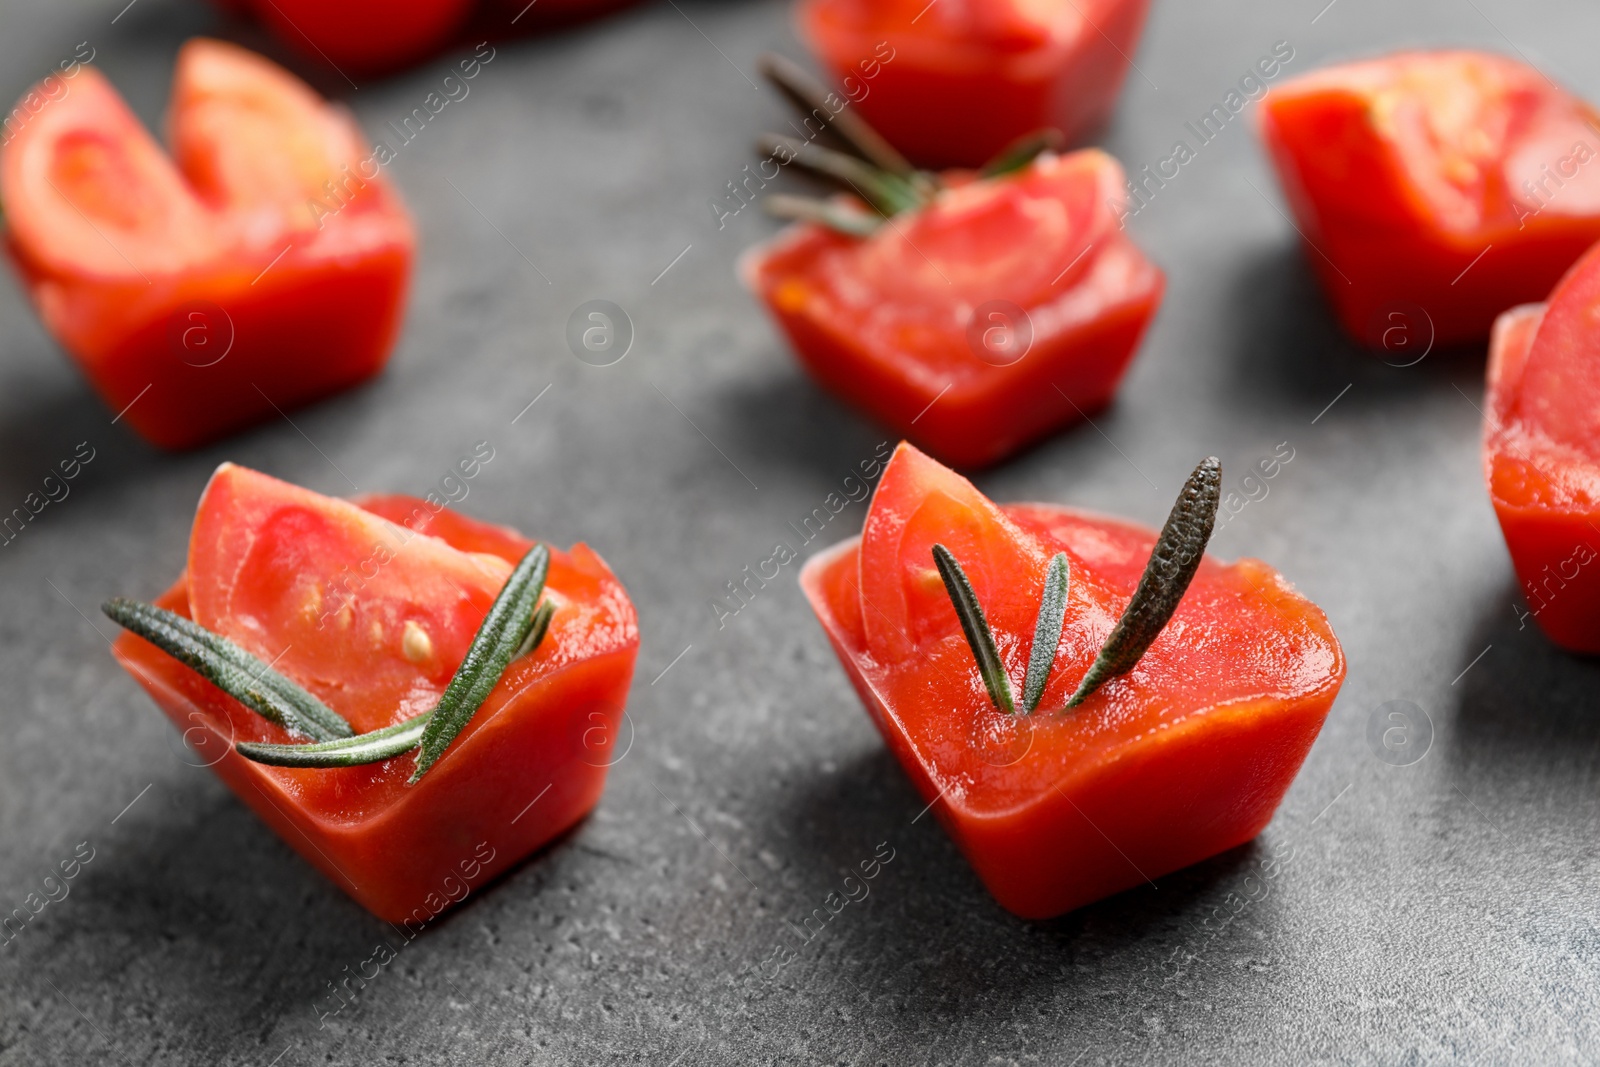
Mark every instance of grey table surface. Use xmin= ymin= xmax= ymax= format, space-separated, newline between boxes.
xmin=1 ymin=0 xmax=1598 ymax=1063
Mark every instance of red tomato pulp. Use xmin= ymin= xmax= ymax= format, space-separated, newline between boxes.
xmin=801 ymin=443 xmax=1345 ymax=918
xmin=1 ymin=39 xmax=413 ymax=449
xmin=742 ymin=150 xmax=1163 ymax=468
xmin=1259 ymin=50 xmax=1600 ymax=348
xmin=798 ymin=0 xmax=1152 ymax=167
xmin=111 ymin=465 xmax=639 ymax=922
xmin=1484 ymin=240 xmax=1600 ymax=651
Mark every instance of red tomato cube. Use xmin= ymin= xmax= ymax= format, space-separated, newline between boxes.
xmin=797 ymin=0 xmax=1153 ymax=167
xmin=1258 ymin=50 xmax=1600 ymax=349
xmin=741 ymin=150 xmax=1163 ymax=469
xmin=1483 ymin=239 xmax=1600 ymax=651
xmin=1 ymin=40 xmax=413 ymax=449
xmin=800 ymin=443 xmax=1345 ymax=918
xmin=110 ymin=465 xmax=639 ymax=923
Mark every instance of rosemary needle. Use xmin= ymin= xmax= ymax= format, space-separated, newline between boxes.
xmin=1065 ymin=457 xmax=1222 ymax=708
xmin=102 ymin=597 xmax=352 ymax=741
xmin=409 ymin=543 xmax=550 ymax=783
xmin=109 ymin=543 xmax=557 ymax=779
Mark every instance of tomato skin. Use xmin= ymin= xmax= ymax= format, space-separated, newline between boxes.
xmin=798 ymin=0 xmax=1152 ymax=168
xmin=11 ymin=232 xmax=412 ymax=449
xmin=1483 ymin=247 xmax=1600 ymax=652
xmin=742 ymin=152 xmax=1162 ymax=469
xmin=110 ymin=487 xmax=639 ymax=923
xmin=216 ymin=0 xmax=643 ymax=73
xmin=475 ymin=0 xmax=645 ymax=30
xmin=0 ymin=42 xmax=414 ymax=450
xmin=245 ymin=0 xmax=475 ymax=76
xmin=800 ymin=443 xmax=1344 ymax=919
xmin=1258 ymin=51 xmax=1600 ymax=349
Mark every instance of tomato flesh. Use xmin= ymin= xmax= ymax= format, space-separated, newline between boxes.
xmin=798 ymin=0 xmax=1152 ymax=167
xmin=857 ymin=441 xmax=1050 ymax=661
xmin=111 ymin=466 xmax=639 ymax=921
xmin=189 ymin=465 xmax=516 ymax=736
xmin=801 ymin=443 xmax=1345 ymax=919
xmin=1258 ymin=50 xmax=1600 ymax=348
xmin=169 ymin=39 xmax=377 ymax=232
xmin=3 ymin=69 xmax=221 ymax=278
xmin=1 ymin=39 xmax=413 ymax=449
xmin=741 ymin=150 xmax=1163 ymax=468
xmin=1483 ymin=240 xmax=1600 ymax=651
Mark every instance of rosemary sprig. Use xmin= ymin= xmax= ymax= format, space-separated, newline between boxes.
xmin=934 ymin=457 xmax=1222 ymax=724
xmin=980 ymin=129 xmax=1065 ymax=179
xmin=756 ymin=52 xmax=916 ymax=179
xmin=935 ymin=547 xmax=1070 ymax=717
xmin=236 ymin=715 xmax=427 ymax=768
xmin=1022 ymin=552 xmax=1071 ymax=712
xmin=755 ymin=54 xmax=1058 ymax=238
xmin=409 ymin=543 xmax=551 ymax=783
xmin=108 ymin=543 xmax=557 ymax=780
xmin=235 ymin=571 xmax=554 ymax=774
xmin=102 ymin=597 xmax=352 ymax=742
xmin=757 ymin=134 xmax=922 ymax=216
xmin=764 ymin=194 xmax=881 ymax=237
xmin=1065 ymin=457 xmax=1222 ymax=708
xmin=932 ymin=544 xmax=1016 ymax=715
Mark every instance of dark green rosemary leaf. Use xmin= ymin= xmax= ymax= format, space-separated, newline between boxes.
xmin=237 ymin=714 xmax=428 ymax=768
xmin=979 ymin=128 xmax=1065 ymax=179
xmin=1022 ymin=553 xmax=1071 ymax=713
xmin=764 ymin=194 xmax=880 ymax=237
xmin=932 ymin=543 xmax=1016 ymax=716
xmin=409 ymin=544 xmax=550 ymax=784
xmin=1066 ymin=457 xmax=1222 ymax=708
xmin=757 ymin=52 xmax=917 ymax=178
xmin=757 ymin=134 xmax=922 ymax=216
xmin=102 ymin=597 xmax=352 ymax=741
xmin=514 ymin=601 xmax=556 ymax=661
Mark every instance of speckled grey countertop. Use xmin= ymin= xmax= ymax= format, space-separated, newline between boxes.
xmin=2 ymin=0 xmax=1598 ymax=1063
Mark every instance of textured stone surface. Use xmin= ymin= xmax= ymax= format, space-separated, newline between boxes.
xmin=1 ymin=0 xmax=1599 ymax=1063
